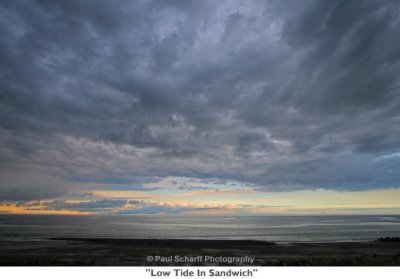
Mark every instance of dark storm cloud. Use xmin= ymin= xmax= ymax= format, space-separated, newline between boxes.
xmin=1 ymin=0 xmax=400 ymax=201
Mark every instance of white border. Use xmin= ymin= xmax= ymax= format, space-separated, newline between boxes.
xmin=1 ymin=267 xmax=399 ymax=279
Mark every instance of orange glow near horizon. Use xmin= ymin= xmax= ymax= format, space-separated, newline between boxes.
xmin=1 ymin=188 xmax=400 ymax=215
xmin=0 ymin=203 xmax=94 ymax=215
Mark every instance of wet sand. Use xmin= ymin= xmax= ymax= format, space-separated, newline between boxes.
xmin=0 ymin=238 xmax=399 ymax=266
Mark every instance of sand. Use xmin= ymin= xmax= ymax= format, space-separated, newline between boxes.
xmin=0 ymin=238 xmax=399 ymax=266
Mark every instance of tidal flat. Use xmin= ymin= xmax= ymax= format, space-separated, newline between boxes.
xmin=0 ymin=238 xmax=399 ymax=266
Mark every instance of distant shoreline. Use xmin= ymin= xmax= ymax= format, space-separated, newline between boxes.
xmin=50 ymin=237 xmax=277 ymax=246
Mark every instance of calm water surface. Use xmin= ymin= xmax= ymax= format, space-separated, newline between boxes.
xmin=0 ymin=215 xmax=399 ymax=242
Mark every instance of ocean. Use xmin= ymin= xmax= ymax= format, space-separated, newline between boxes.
xmin=0 ymin=214 xmax=399 ymax=243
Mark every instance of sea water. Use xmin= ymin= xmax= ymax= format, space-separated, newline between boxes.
xmin=0 ymin=214 xmax=399 ymax=242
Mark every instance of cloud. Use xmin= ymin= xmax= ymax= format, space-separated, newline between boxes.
xmin=13 ymin=198 xmax=239 ymax=215
xmin=41 ymin=199 xmax=132 ymax=212
xmin=1 ymin=0 xmax=400 ymax=203
xmin=14 ymin=199 xmax=142 ymax=213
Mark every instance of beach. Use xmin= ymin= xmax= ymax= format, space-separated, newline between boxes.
xmin=0 ymin=238 xmax=399 ymax=266
xmin=1 ymin=215 xmax=400 ymax=266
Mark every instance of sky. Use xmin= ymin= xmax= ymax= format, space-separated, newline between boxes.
xmin=0 ymin=0 xmax=400 ymax=215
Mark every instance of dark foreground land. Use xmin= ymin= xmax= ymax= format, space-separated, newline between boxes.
xmin=0 ymin=238 xmax=399 ymax=266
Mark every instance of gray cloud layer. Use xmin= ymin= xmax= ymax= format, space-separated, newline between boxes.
xmin=1 ymin=0 xmax=400 ymax=201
